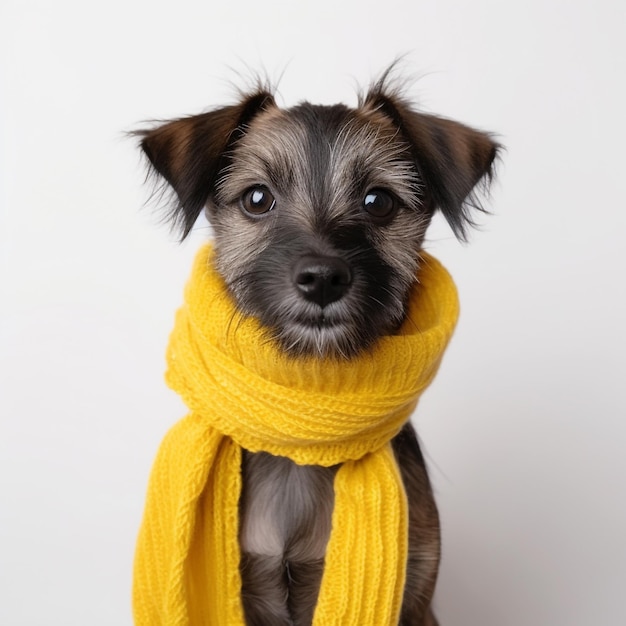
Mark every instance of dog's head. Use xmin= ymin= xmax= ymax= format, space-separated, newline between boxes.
xmin=136 ymin=80 xmax=498 ymax=358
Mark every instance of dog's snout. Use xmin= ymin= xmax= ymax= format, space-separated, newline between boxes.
xmin=293 ymin=256 xmax=352 ymax=307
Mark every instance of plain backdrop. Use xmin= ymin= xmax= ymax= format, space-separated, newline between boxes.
xmin=1 ymin=1 xmax=625 ymax=624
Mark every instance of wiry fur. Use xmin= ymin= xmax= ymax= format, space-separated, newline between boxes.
xmin=135 ymin=72 xmax=499 ymax=625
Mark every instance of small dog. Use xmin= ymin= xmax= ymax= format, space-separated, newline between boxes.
xmin=136 ymin=72 xmax=498 ymax=625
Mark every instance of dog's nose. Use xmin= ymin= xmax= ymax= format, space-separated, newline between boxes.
xmin=293 ymin=255 xmax=352 ymax=307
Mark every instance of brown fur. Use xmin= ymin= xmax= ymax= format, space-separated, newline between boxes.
xmin=135 ymin=72 xmax=499 ymax=624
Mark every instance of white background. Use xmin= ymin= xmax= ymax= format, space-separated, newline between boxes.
xmin=1 ymin=1 xmax=625 ymax=624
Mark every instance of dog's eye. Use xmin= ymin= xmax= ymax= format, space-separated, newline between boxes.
xmin=242 ymin=186 xmax=276 ymax=216
xmin=362 ymin=189 xmax=396 ymax=223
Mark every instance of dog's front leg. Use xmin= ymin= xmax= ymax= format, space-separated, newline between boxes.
xmin=239 ymin=552 xmax=293 ymax=626
xmin=239 ymin=450 xmax=293 ymax=625
xmin=239 ymin=450 xmax=336 ymax=626
xmin=283 ymin=558 xmax=325 ymax=626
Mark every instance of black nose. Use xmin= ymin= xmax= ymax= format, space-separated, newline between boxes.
xmin=293 ymin=255 xmax=352 ymax=307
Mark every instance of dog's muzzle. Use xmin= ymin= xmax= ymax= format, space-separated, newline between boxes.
xmin=292 ymin=255 xmax=352 ymax=308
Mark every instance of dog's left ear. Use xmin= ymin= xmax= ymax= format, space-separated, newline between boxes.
xmin=363 ymin=90 xmax=500 ymax=240
xmin=135 ymin=91 xmax=276 ymax=239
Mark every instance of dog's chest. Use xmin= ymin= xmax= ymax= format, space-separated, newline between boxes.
xmin=239 ymin=451 xmax=337 ymax=561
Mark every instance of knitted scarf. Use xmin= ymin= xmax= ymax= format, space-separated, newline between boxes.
xmin=133 ymin=244 xmax=459 ymax=626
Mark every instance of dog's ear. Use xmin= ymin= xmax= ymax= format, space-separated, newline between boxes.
xmin=135 ymin=91 xmax=275 ymax=239
xmin=363 ymin=90 xmax=499 ymax=240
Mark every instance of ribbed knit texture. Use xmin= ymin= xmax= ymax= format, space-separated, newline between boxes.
xmin=133 ymin=244 xmax=459 ymax=626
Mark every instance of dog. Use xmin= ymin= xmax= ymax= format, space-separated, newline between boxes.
xmin=135 ymin=71 xmax=498 ymax=626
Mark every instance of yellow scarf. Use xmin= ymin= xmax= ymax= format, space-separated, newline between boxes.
xmin=133 ymin=244 xmax=459 ymax=626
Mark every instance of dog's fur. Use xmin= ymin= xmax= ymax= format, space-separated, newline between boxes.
xmin=136 ymin=73 xmax=498 ymax=625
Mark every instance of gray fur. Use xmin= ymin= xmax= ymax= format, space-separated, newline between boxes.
xmin=239 ymin=452 xmax=337 ymax=625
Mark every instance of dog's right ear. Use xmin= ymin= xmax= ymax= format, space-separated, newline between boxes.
xmin=134 ymin=91 xmax=275 ymax=239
